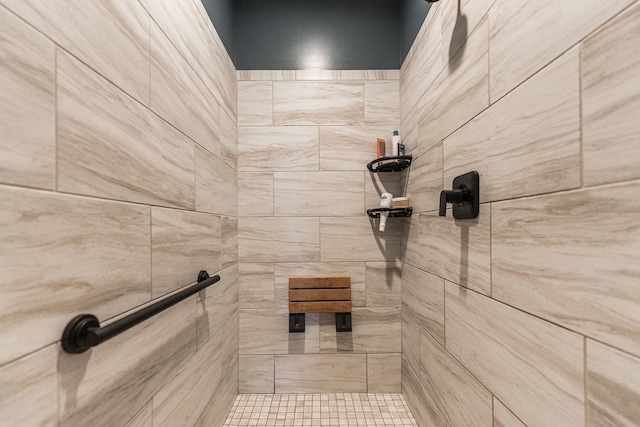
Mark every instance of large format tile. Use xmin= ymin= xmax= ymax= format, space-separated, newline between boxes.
xmin=401 ymin=264 xmax=445 ymax=345
xmin=0 ymin=186 xmax=150 ymax=365
xmin=419 ymin=329 xmax=492 ymax=427
xmin=239 ymin=263 xmax=274 ymax=309
xmin=445 ymin=283 xmax=585 ymax=427
xmin=126 ymin=402 xmax=152 ymax=427
xmin=221 ymin=216 xmax=238 ymax=269
xmin=367 ymin=354 xmax=401 ymax=392
xmin=492 ymin=182 xmax=640 ymax=357
xmin=238 ymin=173 xmax=273 ymax=217
xmin=444 ymin=48 xmax=580 ymax=203
xmin=320 ymin=217 xmax=403 ymax=262
xmin=0 ymin=345 xmax=57 ymax=427
xmin=0 ymin=7 xmax=55 ymax=189
xmin=489 ymin=0 xmax=634 ymax=101
xmin=196 ymin=265 xmax=238 ymax=350
xmin=238 ymin=81 xmax=273 ymax=125
xmin=274 ymin=172 xmax=364 ymax=216
xmin=239 ymin=355 xmax=275 ymax=393
xmin=220 ymin=108 xmax=238 ymax=170
xmin=319 ymin=126 xmax=393 ymax=171
xmin=493 ymin=398 xmax=526 ymax=427
xmin=239 ymin=217 xmax=320 ymax=262
xmin=587 ymin=340 xmax=640 ymax=426
xmin=274 ymin=354 xmax=366 ymax=393
xmin=239 ymin=309 xmax=319 ymax=355
xmin=364 ymin=172 xmax=403 ymax=213
xmin=582 ymin=3 xmax=640 ymax=186
xmin=419 ymin=205 xmax=491 ymax=296
xmin=364 ymin=80 xmax=400 ymax=126
xmin=365 ymin=262 xmax=402 ymax=307
xmin=406 ymin=145 xmax=442 ymax=213
xmin=238 ymin=126 xmax=319 ymax=171
xmin=57 ymin=51 xmax=195 ymax=209
xmin=401 ymin=316 xmax=420 ymax=377
xmin=440 ymin=0 xmax=497 ymax=63
xmin=151 ymin=208 xmax=221 ymax=298
xmin=195 ymin=146 xmax=237 ymax=216
xmin=402 ymin=360 xmax=446 ymax=427
xmin=3 ymin=0 xmax=149 ymax=103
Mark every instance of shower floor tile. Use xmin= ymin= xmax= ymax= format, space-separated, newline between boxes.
xmin=223 ymin=393 xmax=417 ymax=426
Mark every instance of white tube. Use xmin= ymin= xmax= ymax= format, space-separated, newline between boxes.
xmin=379 ymin=192 xmax=393 ymax=232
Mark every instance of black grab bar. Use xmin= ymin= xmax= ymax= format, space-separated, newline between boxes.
xmin=61 ymin=270 xmax=220 ymax=354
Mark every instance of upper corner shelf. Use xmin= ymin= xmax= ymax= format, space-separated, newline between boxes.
xmin=366 ymin=155 xmax=412 ymax=173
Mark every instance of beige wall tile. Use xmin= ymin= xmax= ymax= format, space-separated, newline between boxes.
xmin=220 ymin=108 xmax=238 ymax=170
xmin=489 ymin=0 xmax=634 ymax=101
xmin=237 ymin=70 xmax=296 ymax=81
xmin=419 ymin=329 xmax=492 ymax=427
xmin=239 ymin=263 xmax=274 ymax=309
xmin=238 ymin=173 xmax=273 ymax=216
xmin=440 ymin=0 xmax=497 ymax=64
xmin=273 ymin=81 xmax=364 ymax=125
xmin=400 ymin=103 xmax=419 ymax=156
xmin=238 ymin=126 xmax=319 ymax=171
xmin=587 ymin=340 xmax=640 ymax=426
xmin=445 ymin=282 xmax=585 ymax=427
xmin=0 ymin=186 xmax=150 ymax=365
xmin=402 ymin=360 xmax=446 ymax=427
xmin=320 ymin=217 xmax=403 ymax=262
xmin=193 ymin=358 xmax=238 ymax=427
xmin=401 ymin=215 xmax=420 ymax=268
xmin=0 ymin=345 xmax=57 ymax=427
xmin=444 ymin=48 xmax=581 ymax=203
xmin=3 ymin=0 xmax=149 ymax=103
xmin=319 ymin=308 xmax=401 ymax=354
xmin=238 ymin=81 xmax=273 ymax=125
xmin=401 ymin=316 xmax=420 ymax=377
xmin=125 ymin=402 xmax=153 ymax=427
xmin=493 ymin=399 xmax=526 ymax=427
xmin=492 ymin=182 xmax=640 ymax=357
xmin=239 ymin=355 xmax=275 ymax=393
xmin=57 ymin=51 xmax=195 ymax=209
xmin=274 ymin=172 xmax=365 ymax=216
xmin=295 ymin=70 xmax=339 ymax=81
xmin=274 ymin=354 xmax=366 ymax=393
xmin=319 ymin=126 xmax=393 ymax=171
xmin=367 ymin=354 xmax=401 ymax=392
xmin=365 ymin=262 xmax=402 ymax=306
xmin=0 ymin=7 xmax=55 ymax=189
xmin=418 ymin=19 xmax=489 ymax=153
xmin=239 ymin=217 xmax=320 ymax=262
xmin=151 ymin=208 xmax=221 ymax=298
xmin=582 ymin=3 xmax=640 ymax=186
xmin=221 ymin=216 xmax=238 ymax=269
xmin=419 ymin=205 xmax=491 ymax=296
xmin=407 ymin=145 xmax=443 ymax=213
xmin=239 ymin=309 xmax=319 ymax=354
xmin=364 ymin=80 xmax=400 ymax=126
xmin=401 ymin=264 xmax=445 ymax=345
xmin=196 ymin=265 xmax=238 ymax=350
xmin=195 ymin=146 xmax=237 ymax=216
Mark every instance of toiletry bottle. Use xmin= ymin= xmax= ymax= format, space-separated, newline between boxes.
xmin=376 ymin=138 xmax=386 ymax=158
xmin=392 ymin=130 xmax=401 ymax=156
xmin=379 ymin=192 xmax=393 ymax=232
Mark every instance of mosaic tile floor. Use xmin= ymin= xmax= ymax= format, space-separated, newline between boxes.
xmin=223 ymin=393 xmax=417 ymax=426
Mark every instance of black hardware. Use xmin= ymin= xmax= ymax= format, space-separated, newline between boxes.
xmin=61 ymin=271 xmax=220 ymax=354
xmin=367 ymin=155 xmax=412 ymax=172
xmin=335 ymin=313 xmax=352 ymax=332
xmin=367 ymin=207 xmax=413 ymax=219
xmin=289 ymin=313 xmax=305 ymax=333
xmin=439 ymin=171 xmax=479 ymax=219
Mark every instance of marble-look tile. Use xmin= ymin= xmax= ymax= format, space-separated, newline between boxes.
xmin=406 ymin=145 xmax=443 ymax=213
xmin=0 ymin=186 xmax=150 ymax=365
xmin=196 ymin=265 xmax=238 ymax=350
xmin=221 ymin=216 xmax=238 ymax=269
xmin=238 ymin=173 xmax=274 ymax=217
xmin=239 ymin=263 xmax=274 ymax=309
xmin=419 ymin=205 xmax=491 ymax=296
xmin=419 ymin=329 xmax=492 ymax=427
xmin=239 ymin=355 xmax=275 ymax=393
xmin=195 ymin=146 xmax=237 ymax=216
xmin=418 ymin=18 xmax=489 ymax=153
xmin=401 ymin=315 xmax=420 ymax=377
xmin=0 ymin=345 xmax=57 ymax=427
xmin=150 ymin=23 xmax=220 ymax=157
xmin=239 ymin=217 xmax=320 ymax=262
xmin=238 ymin=126 xmax=319 ymax=171
xmin=273 ymin=81 xmax=364 ymax=125
xmin=587 ymin=340 xmax=640 ymax=426
xmin=319 ymin=126 xmax=393 ymax=171
xmin=125 ymin=402 xmax=152 ymax=427
xmin=220 ymin=108 xmax=238 ymax=170
xmin=400 ymin=103 xmax=419 ymax=156
xmin=401 ymin=215 xmax=420 ymax=269
xmin=444 ymin=48 xmax=581 ymax=203
xmin=238 ymin=81 xmax=273 ymax=126
xmin=274 ymin=172 xmax=365 ymax=217
xmin=492 ymin=182 xmax=640 ymax=357
xmin=151 ymin=208 xmax=221 ymax=298
xmin=445 ymin=282 xmax=585 ymax=427
xmin=364 ymin=81 xmax=400 ymax=126
xmin=237 ymin=70 xmax=296 ymax=81
xmin=320 ymin=217 xmax=403 ymax=262
xmin=239 ymin=309 xmax=319 ymax=354
xmin=582 ymin=3 xmax=640 ymax=186
xmin=0 ymin=7 xmax=55 ymax=189
xmin=440 ymin=0 xmax=496 ymax=63
xmin=194 ymin=356 xmax=238 ymax=427
xmin=402 ymin=359 xmax=446 ymax=427
xmin=367 ymin=354 xmax=401 ymax=392
xmin=365 ymin=262 xmax=402 ymax=306
xmin=365 ymin=172 xmax=404 ymax=213
xmin=489 ymin=0 xmax=634 ymax=101
xmin=319 ymin=307 xmax=401 ymax=353
xmin=274 ymin=262 xmax=366 ymax=308
xmin=3 ymin=0 xmax=149 ymax=103
xmin=57 ymin=51 xmax=195 ymax=209
xmin=295 ymin=70 xmax=339 ymax=81
xmin=493 ymin=398 xmax=526 ymax=427
xmin=274 ymin=354 xmax=367 ymax=393
xmin=401 ymin=264 xmax=445 ymax=345
xmin=59 ymin=298 xmax=196 ymax=427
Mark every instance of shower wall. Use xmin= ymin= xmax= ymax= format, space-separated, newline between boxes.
xmin=236 ymin=69 xmax=403 ymax=393
xmin=0 ymin=1 xmax=238 ymax=426
xmin=400 ymin=0 xmax=640 ymax=426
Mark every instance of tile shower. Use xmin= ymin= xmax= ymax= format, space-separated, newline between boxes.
xmin=1 ymin=1 xmax=639 ymax=427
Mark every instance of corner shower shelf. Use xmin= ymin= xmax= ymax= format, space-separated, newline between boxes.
xmin=366 ymin=155 xmax=412 ymax=173
xmin=367 ymin=207 xmax=413 ymax=218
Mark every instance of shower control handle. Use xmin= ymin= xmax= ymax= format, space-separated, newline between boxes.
xmin=439 ymin=171 xmax=480 ymax=219
xmin=439 ymin=188 xmax=468 ymax=216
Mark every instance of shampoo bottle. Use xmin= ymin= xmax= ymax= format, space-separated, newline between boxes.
xmin=379 ymin=192 xmax=393 ymax=232
xmin=391 ymin=130 xmax=401 ymax=156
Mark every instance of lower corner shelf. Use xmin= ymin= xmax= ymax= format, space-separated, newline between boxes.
xmin=367 ymin=207 xmax=413 ymax=218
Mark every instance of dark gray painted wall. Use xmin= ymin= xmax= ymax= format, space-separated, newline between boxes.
xmin=401 ymin=0 xmax=432 ymax=64
xmin=200 ymin=0 xmax=236 ymax=64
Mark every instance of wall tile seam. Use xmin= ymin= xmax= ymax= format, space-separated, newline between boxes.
xmin=236 ymin=71 xmax=400 ymax=82
xmin=493 ymin=395 xmax=528 ymax=427
xmin=0 ymin=342 xmax=58 ymax=371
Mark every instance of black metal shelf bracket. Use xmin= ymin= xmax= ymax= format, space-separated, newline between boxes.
xmin=61 ymin=271 xmax=220 ymax=354
xmin=367 ymin=207 xmax=413 ymax=218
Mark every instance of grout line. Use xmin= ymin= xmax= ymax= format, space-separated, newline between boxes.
xmin=54 ymin=47 xmax=59 ymax=193
xmin=584 ymin=336 xmax=589 ymax=426
xmin=578 ymin=43 xmax=585 ymax=190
